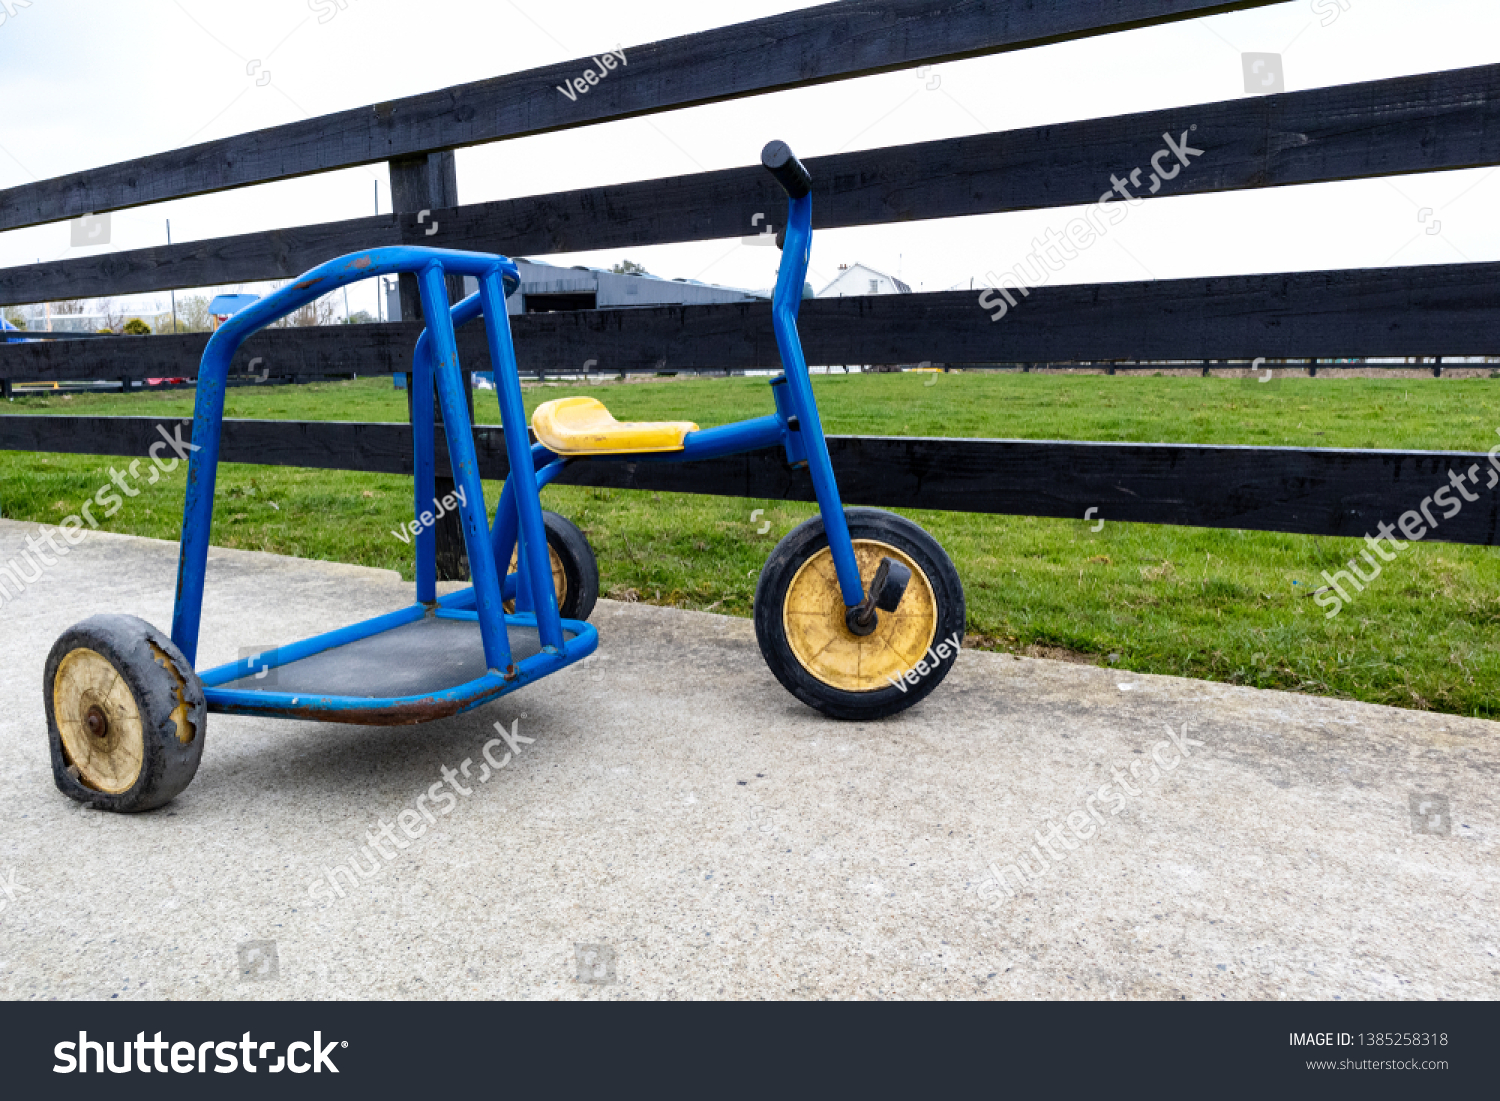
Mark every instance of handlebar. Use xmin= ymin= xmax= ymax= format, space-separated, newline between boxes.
xmin=758 ymin=140 xmax=862 ymax=607
xmin=761 ymin=140 xmax=811 ymax=199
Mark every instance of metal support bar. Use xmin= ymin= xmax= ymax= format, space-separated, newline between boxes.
xmin=390 ymin=150 xmax=471 ymax=581
xmin=418 ymin=263 xmax=512 ymax=671
xmin=412 ymin=332 xmax=437 ymax=605
xmin=771 ymin=191 xmax=864 ymax=607
xmin=479 ymin=271 xmax=565 ymax=651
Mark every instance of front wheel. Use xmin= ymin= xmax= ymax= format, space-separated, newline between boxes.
xmin=754 ymin=508 xmax=965 ymax=720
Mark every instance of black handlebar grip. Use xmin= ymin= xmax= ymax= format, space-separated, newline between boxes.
xmin=761 ymin=140 xmax=812 ymax=200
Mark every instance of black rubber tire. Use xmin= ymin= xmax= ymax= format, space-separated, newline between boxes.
xmin=44 ymin=614 xmax=206 ymax=813
xmin=542 ymin=510 xmax=599 ymax=622
xmin=754 ymin=508 xmax=965 ymax=720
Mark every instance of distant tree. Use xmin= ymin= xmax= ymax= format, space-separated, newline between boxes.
xmin=2 ymin=306 xmax=26 ymax=330
xmin=50 ymin=299 xmax=87 ymax=315
xmin=155 ymin=294 xmax=213 ymax=333
xmin=122 ymin=318 xmax=151 ymax=335
xmin=94 ymin=298 xmax=125 ymax=333
xmin=611 ymin=260 xmax=648 ymax=275
xmin=265 ymin=282 xmax=338 ymax=327
xmin=341 ymin=310 xmax=375 ymax=325
xmin=280 ymin=297 xmax=338 ymax=327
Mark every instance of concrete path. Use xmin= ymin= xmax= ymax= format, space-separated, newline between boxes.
xmin=0 ymin=520 xmax=1494 ymax=1000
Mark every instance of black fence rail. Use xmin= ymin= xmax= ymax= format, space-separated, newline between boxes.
xmin=6 ymin=260 xmax=1500 ymax=385
xmin=4 ymin=61 xmax=1498 ymax=308
xmin=2 ymin=0 xmax=1498 ymax=573
xmin=0 ymin=0 xmax=1289 ymax=233
xmin=6 ymin=415 xmax=1499 ymax=547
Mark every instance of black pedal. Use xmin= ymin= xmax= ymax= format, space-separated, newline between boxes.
xmin=872 ymin=557 xmax=911 ymax=612
xmin=846 ymin=556 xmax=912 ymax=635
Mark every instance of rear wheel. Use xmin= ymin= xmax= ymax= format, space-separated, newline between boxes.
xmin=45 ymin=614 xmax=206 ymax=812
xmin=754 ymin=508 xmax=965 ymax=720
xmin=505 ymin=510 xmax=599 ymax=621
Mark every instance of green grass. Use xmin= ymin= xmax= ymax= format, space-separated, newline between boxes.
xmin=6 ymin=372 xmax=1500 ymax=717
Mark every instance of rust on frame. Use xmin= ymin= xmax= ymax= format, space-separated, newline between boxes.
xmin=211 ymin=690 xmax=506 ymax=727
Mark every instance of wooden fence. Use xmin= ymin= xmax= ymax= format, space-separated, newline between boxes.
xmin=3 ymin=0 xmax=1498 ymax=570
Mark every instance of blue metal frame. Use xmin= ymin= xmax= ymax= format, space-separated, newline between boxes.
xmin=767 ymin=193 xmax=866 ymax=604
xmin=169 ymin=183 xmax=865 ymax=726
xmin=172 ymin=247 xmax=596 ymax=724
xmin=549 ymin=190 xmax=867 ymax=605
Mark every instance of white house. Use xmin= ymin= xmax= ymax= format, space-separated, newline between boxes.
xmin=817 ymin=262 xmax=912 ymax=298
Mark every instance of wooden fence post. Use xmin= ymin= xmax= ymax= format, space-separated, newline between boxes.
xmin=389 ymin=150 xmax=472 ymax=582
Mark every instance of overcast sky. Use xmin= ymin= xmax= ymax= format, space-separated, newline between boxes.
xmin=1 ymin=0 xmax=1497 ymax=322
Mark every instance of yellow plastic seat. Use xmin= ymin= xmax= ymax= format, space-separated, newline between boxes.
xmin=531 ymin=396 xmax=698 ymax=456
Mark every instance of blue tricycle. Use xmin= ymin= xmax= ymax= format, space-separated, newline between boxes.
xmin=44 ymin=142 xmax=965 ymax=811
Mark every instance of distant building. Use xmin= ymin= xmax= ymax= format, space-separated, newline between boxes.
xmin=815 ymin=264 xmax=917 ymax=374
xmin=817 ymin=262 xmax=911 ymax=298
xmin=208 ymin=294 xmax=261 ymax=329
xmin=384 ymin=260 xmax=763 ymax=321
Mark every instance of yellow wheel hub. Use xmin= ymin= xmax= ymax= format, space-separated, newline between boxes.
xmin=504 ymin=544 xmax=567 ymax=613
xmin=782 ymin=540 xmax=938 ymax=692
xmin=53 ymin=648 xmax=144 ymax=794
